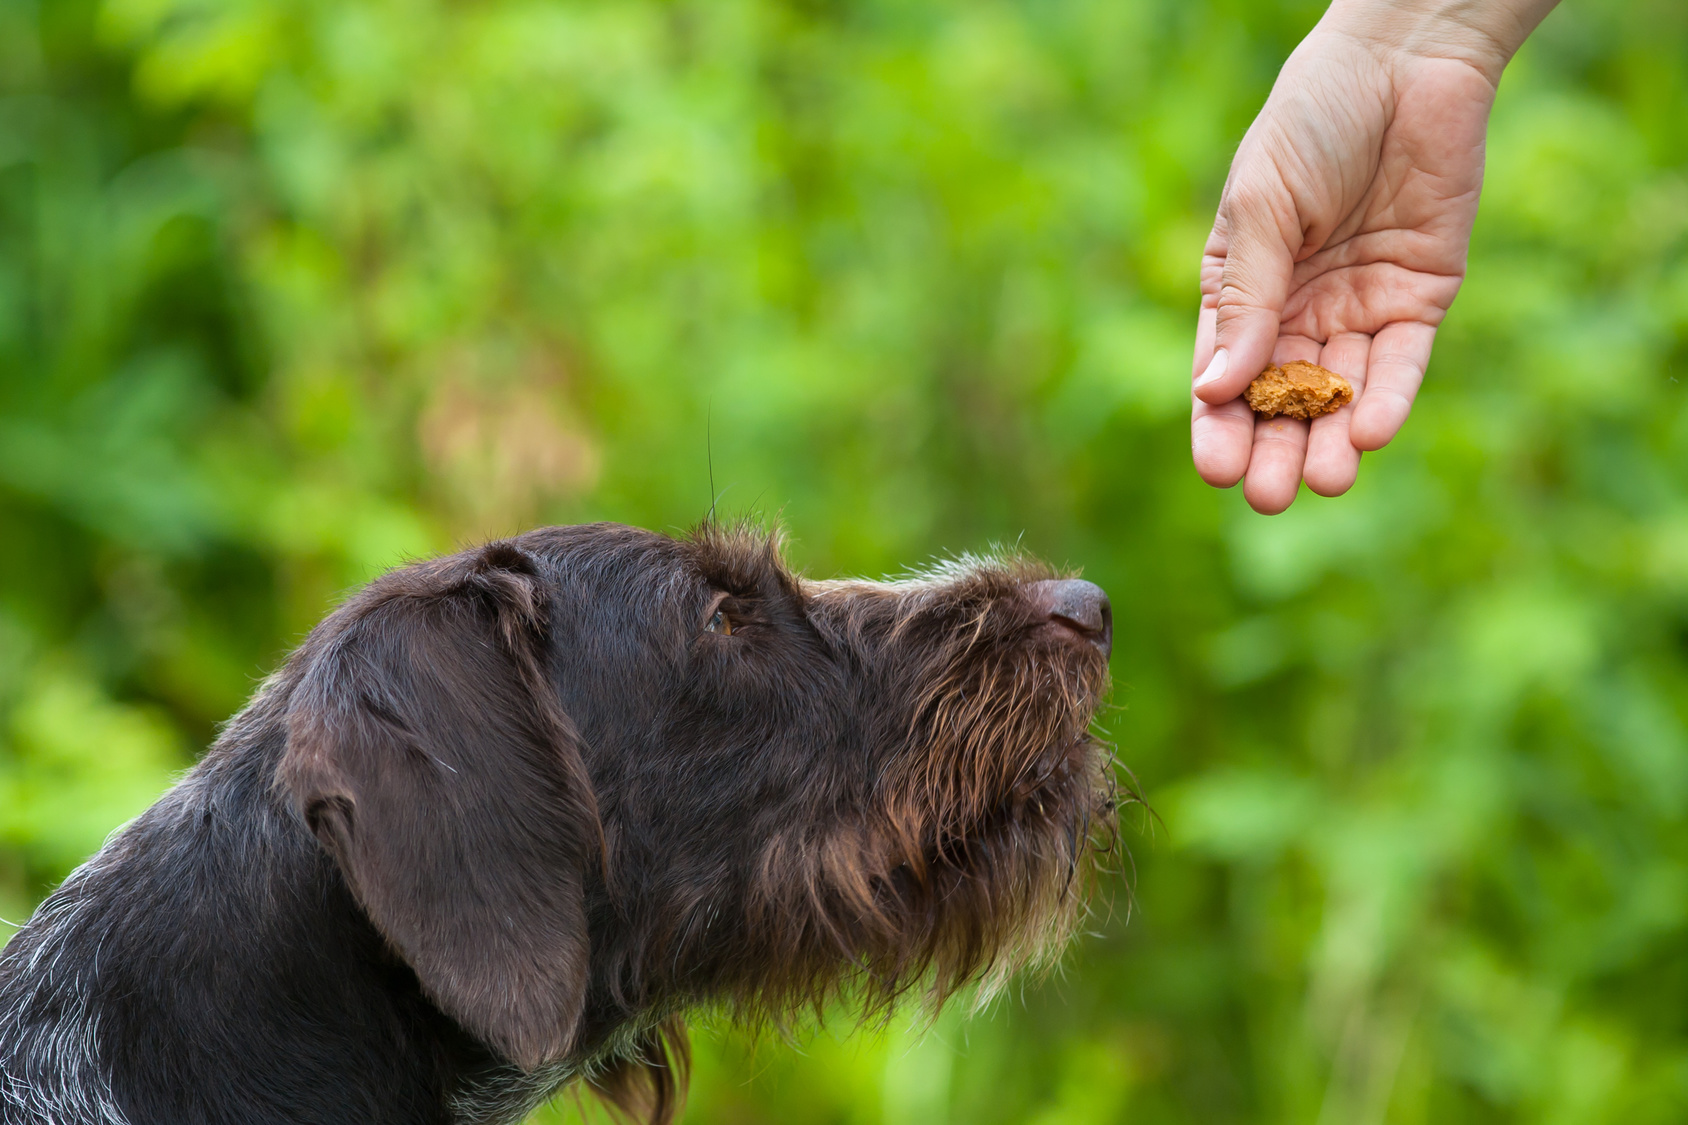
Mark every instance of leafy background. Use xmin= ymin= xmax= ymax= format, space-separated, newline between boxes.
xmin=4 ymin=0 xmax=1688 ymax=1121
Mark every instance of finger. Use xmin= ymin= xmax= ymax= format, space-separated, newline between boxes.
xmin=1195 ymin=178 xmax=1298 ymax=406
xmin=1191 ymin=300 xmax=1252 ymax=486
xmin=1192 ymin=395 xmax=1255 ymax=487
xmin=1351 ymin=321 xmax=1434 ymax=451
xmin=1192 ymin=301 xmax=1217 ymax=381
xmin=1242 ymin=413 xmax=1310 ymax=515
xmin=1270 ymin=334 xmax=1322 ymax=367
xmin=1303 ymin=332 xmax=1372 ymax=497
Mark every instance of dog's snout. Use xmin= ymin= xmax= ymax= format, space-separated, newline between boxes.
xmin=1030 ymin=579 xmax=1112 ymax=658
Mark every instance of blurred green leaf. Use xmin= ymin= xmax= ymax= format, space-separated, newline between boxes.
xmin=4 ymin=0 xmax=1688 ymax=1121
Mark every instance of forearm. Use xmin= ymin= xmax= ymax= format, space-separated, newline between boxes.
xmin=1319 ymin=0 xmax=1562 ymax=82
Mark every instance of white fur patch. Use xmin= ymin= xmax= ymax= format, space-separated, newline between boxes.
xmin=0 ymin=862 xmax=132 ymax=1125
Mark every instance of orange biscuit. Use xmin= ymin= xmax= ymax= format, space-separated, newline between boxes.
xmin=1243 ymin=360 xmax=1354 ymax=420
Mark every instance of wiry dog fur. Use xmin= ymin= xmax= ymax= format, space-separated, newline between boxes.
xmin=0 ymin=522 xmax=1116 ymax=1125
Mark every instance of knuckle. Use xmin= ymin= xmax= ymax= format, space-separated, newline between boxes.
xmin=1224 ymin=176 xmax=1289 ymax=224
xmin=1215 ymin=280 xmax=1269 ymax=316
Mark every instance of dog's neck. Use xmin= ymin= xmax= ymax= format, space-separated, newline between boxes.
xmin=0 ymin=717 xmax=566 ymax=1125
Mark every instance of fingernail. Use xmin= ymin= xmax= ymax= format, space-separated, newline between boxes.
xmin=1194 ymin=348 xmax=1228 ymax=390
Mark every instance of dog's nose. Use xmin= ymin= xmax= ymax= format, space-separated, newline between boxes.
xmin=1029 ymin=579 xmax=1112 ymax=659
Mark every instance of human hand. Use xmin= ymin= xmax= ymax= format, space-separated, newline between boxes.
xmin=1192 ymin=0 xmax=1557 ymax=514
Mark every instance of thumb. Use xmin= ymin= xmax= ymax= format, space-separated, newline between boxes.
xmin=1194 ymin=181 xmax=1296 ymax=405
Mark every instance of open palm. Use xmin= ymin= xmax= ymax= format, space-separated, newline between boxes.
xmin=1191 ymin=30 xmax=1498 ymax=514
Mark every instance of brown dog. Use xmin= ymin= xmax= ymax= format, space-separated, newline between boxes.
xmin=0 ymin=522 xmax=1115 ymax=1125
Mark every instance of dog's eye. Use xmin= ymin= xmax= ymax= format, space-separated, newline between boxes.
xmin=705 ymin=609 xmax=733 ymax=636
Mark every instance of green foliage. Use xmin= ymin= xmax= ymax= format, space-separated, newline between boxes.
xmin=4 ymin=0 xmax=1688 ymax=1121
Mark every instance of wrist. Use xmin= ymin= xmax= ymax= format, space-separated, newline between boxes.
xmin=1319 ymin=0 xmax=1559 ymax=82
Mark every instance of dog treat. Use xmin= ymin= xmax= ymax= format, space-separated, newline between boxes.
xmin=1244 ymin=360 xmax=1353 ymax=420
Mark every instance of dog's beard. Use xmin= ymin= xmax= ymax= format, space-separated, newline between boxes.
xmin=883 ymin=640 xmax=1115 ymax=1002
xmin=742 ymin=631 xmax=1116 ymax=1025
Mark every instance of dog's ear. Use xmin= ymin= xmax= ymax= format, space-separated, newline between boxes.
xmin=279 ymin=542 xmax=599 ymax=1071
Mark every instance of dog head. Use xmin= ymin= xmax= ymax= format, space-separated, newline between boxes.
xmin=277 ymin=522 xmax=1116 ymax=1120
